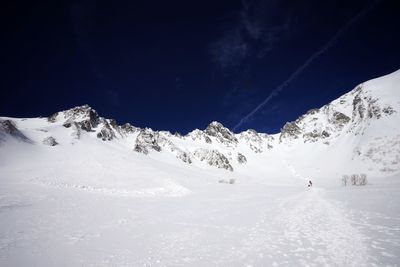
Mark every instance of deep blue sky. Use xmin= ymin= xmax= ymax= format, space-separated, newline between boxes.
xmin=1 ymin=0 xmax=399 ymax=134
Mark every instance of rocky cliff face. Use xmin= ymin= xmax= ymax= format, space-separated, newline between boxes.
xmin=193 ymin=148 xmax=233 ymax=171
xmin=205 ymin=121 xmax=238 ymax=146
xmin=134 ymin=129 xmax=162 ymax=154
xmin=50 ymin=105 xmax=101 ymax=131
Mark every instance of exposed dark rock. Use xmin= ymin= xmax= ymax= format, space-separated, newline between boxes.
xmin=303 ymin=131 xmax=319 ymax=141
xmin=78 ymin=120 xmax=93 ymax=132
xmin=97 ymin=129 xmax=115 ymax=141
xmin=59 ymin=105 xmax=100 ymax=132
xmin=43 ymin=136 xmax=58 ymax=146
xmin=0 ymin=120 xmax=32 ymax=143
xmin=303 ymin=129 xmax=331 ymax=143
xmin=204 ymin=136 xmax=212 ymax=144
xmin=120 ymin=123 xmax=139 ymax=135
xmin=177 ymin=151 xmax=192 ymax=164
xmin=237 ymin=153 xmax=247 ymax=164
xmin=134 ymin=144 xmax=149 ymax=154
xmin=109 ymin=119 xmax=118 ymax=128
xmin=96 ymin=120 xmax=117 ymax=141
xmin=354 ymin=85 xmax=363 ymax=93
xmin=306 ymin=108 xmax=319 ymax=115
xmin=382 ymin=106 xmax=395 ymax=115
xmin=0 ymin=120 xmax=20 ymax=135
xmin=332 ymin=112 xmax=350 ymax=126
xmin=133 ymin=129 xmax=161 ymax=153
xmin=321 ymin=130 xmax=330 ymax=138
xmin=47 ymin=112 xmax=58 ymax=123
xmin=280 ymin=122 xmax=301 ymax=141
xmin=193 ymin=148 xmax=233 ymax=171
xmin=367 ymin=99 xmax=381 ymax=119
xmin=352 ymin=94 xmax=366 ymax=119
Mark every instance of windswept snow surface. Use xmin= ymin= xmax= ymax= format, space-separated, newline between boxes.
xmin=1 ymin=70 xmax=400 ymax=266
xmin=1 ymin=148 xmax=399 ymax=266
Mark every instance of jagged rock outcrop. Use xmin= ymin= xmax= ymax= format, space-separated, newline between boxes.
xmin=42 ymin=136 xmax=58 ymax=146
xmin=133 ymin=129 xmax=191 ymax=163
xmin=50 ymin=105 xmax=131 ymax=141
xmin=0 ymin=119 xmax=32 ymax=143
xmin=382 ymin=106 xmax=395 ymax=115
xmin=47 ymin=112 xmax=58 ymax=123
xmin=193 ymin=148 xmax=233 ymax=171
xmin=347 ymin=85 xmax=393 ymax=135
xmin=97 ymin=126 xmax=116 ymax=141
xmin=237 ymin=153 xmax=247 ymax=164
xmin=205 ymin=121 xmax=238 ymax=146
xmin=133 ymin=129 xmax=161 ymax=154
xmin=120 ymin=123 xmax=139 ymax=135
xmin=330 ymin=112 xmax=350 ymax=127
xmin=96 ymin=119 xmax=117 ymax=141
xmin=280 ymin=122 xmax=301 ymax=142
xmin=50 ymin=105 xmax=100 ymax=133
xmin=176 ymin=151 xmax=192 ymax=164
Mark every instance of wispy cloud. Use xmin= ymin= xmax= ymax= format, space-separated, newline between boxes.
xmin=240 ymin=0 xmax=292 ymax=45
xmin=211 ymin=0 xmax=293 ymax=70
xmin=211 ymin=28 xmax=248 ymax=70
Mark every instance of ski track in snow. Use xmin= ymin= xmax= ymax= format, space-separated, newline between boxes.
xmin=28 ymin=177 xmax=192 ymax=198
xmin=223 ymin=189 xmax=370 ymax=267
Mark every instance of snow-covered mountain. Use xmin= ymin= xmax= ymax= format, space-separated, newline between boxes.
xmin=1 ymin=70 xmax=399 ymax=176
xmin=1 ymin=70 xmax=399 ymax=266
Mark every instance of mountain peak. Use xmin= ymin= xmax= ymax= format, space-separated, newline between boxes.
xmin=207 ymin=121 xmax=223 ymax=127
xmin=48 ymin=105 xmax=99 ymax=124
xmin=205 ymin=121 xmax=238 ymax=145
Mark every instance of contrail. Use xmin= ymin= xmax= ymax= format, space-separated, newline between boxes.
xmin=233 ymin=0 xmax=382 ymax=132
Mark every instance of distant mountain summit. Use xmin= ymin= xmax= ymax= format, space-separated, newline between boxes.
xmin=279 ymin=71 xmax=399 ymax=144
xmin=1 ymin=70 xmax=400 ymax=175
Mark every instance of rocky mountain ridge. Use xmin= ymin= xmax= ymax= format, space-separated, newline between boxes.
xmin=1 ymin=70 xmax=399 ymax=174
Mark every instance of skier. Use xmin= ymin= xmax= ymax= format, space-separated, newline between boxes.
xmin=308 ymin=180 xmax=313 ymax=187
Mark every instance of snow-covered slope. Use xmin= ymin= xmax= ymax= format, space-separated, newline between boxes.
xmin=1 ymin=70 xmax=399 ymax=266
